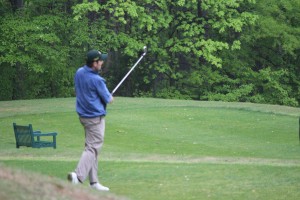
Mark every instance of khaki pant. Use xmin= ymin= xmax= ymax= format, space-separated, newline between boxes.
xmin=75 ymin=116 xmax=105 ymax=183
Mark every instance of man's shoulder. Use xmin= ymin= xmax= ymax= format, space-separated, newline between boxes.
xmin=76 ymin=66 xmax=85 ymax=74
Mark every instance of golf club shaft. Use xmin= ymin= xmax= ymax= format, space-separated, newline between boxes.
xmin=112 ymin=52 xmax=146 ymax=95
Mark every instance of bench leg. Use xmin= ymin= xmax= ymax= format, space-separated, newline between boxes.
xmin=53 ymin=136 xmax=56 ymax=149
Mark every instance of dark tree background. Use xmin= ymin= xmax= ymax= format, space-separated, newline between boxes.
xmin=0 ymin=0 xmax=299 ymax=107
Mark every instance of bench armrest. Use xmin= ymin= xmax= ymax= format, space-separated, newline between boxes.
xmin=33 ymin=132 xmax=57 ymax=137
xmin=33 ymin=130 xmax=41 ymax=134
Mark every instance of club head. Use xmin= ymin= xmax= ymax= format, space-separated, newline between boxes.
xmin=143 ymin=46 xmax=147 ymax=54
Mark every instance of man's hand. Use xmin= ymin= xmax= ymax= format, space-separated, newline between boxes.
xmin=109 ymin=96 xmax=114 ymax=104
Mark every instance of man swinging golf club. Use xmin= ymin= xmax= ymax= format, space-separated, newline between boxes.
xmin=68 ymin=49 xmax=113 ymax=191
xmin=68 ymin=46 xmax=146 ymax=191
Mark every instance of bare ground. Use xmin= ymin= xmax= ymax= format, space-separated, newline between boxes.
xmin=2 ymin=154 xmax=300 ymax=167
xmin=0 ymin=165 xmax=126 ymax=200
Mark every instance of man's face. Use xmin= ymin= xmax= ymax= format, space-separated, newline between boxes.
xmin=92 ymin=60 xmax=104 ymax=71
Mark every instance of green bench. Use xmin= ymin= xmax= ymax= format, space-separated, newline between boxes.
xmin=13 ymin=123 xmax=57 ymax=149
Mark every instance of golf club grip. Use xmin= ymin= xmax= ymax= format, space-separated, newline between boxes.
xmin=112 ymin=53 xmax=146 ymax=95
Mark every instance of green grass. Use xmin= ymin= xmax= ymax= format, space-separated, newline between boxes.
xmin=0 ymin=97 xmax=300 ymax=200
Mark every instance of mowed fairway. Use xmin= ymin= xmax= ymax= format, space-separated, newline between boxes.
xmin=0 ymin=97 xmax=300 ymax=199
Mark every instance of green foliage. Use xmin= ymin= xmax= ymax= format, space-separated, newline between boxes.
xmin=253 ymin=68 xmax=298 ymax=106
xmin=221 ymin=0 xmax=300 ymax=106
xmin=0 ymin=64 xmax=14 ymax=100
xmin=0 ymin=1 xmax=81 ymax=99
xmin=72 ymin=0 xmax=101 ymax=21
xmin=205 ymin=84 xmax=254 ymax=102
xmin=139 ymin=86 xmax=192 ymax=100
xmin=0 ymin=0 xmax=299 ymax=107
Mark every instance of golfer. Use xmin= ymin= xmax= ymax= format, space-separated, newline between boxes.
xmin=68 ymin=50 xmax=113 ymax=191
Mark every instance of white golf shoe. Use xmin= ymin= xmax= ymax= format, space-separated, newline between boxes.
xmin=90 ymin=182 xmax=110 ymax=191
xmin=67 ymin=172 xmax=79 ymax=184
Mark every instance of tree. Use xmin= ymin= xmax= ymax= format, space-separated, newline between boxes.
xmin=218 ymin=0 xmax=300 ymax=106
xmin=154 ymin=0 xmax=257 ymax=99
xmin=0 ymin=0 xmax=81 ymax=99
xmin=0 ymin=0 xmax=298 ymax=106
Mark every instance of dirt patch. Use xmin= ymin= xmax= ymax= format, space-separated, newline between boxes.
xmin=100 ymin=153 xmax=300 ymax=167
xmin=2 ymin=154 xmax=300 ymax=167
xmin=0 ymin=165 xmax=126 ymax=200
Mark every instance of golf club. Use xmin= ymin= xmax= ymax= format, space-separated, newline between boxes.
xmin=112 ymin=46 xmax=147 ymax=95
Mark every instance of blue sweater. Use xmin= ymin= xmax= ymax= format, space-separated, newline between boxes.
xmin=75 ymin=65 xmax=112 ymax=118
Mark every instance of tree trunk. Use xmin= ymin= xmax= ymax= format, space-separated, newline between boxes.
xmin=10 ymin=0 xmax=23 ymax=12
xmin=12 ymin=62 xmax=26 ymax=100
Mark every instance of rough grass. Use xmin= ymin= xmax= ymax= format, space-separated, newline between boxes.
xmin=0 ymin=164 xmax=124 ymax=200
xmin=0 ymin=97 xmax=300 ymax=200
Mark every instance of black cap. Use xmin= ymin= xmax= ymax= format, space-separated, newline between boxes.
xmin=86 ymin=50 xmax=108 ymax=62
